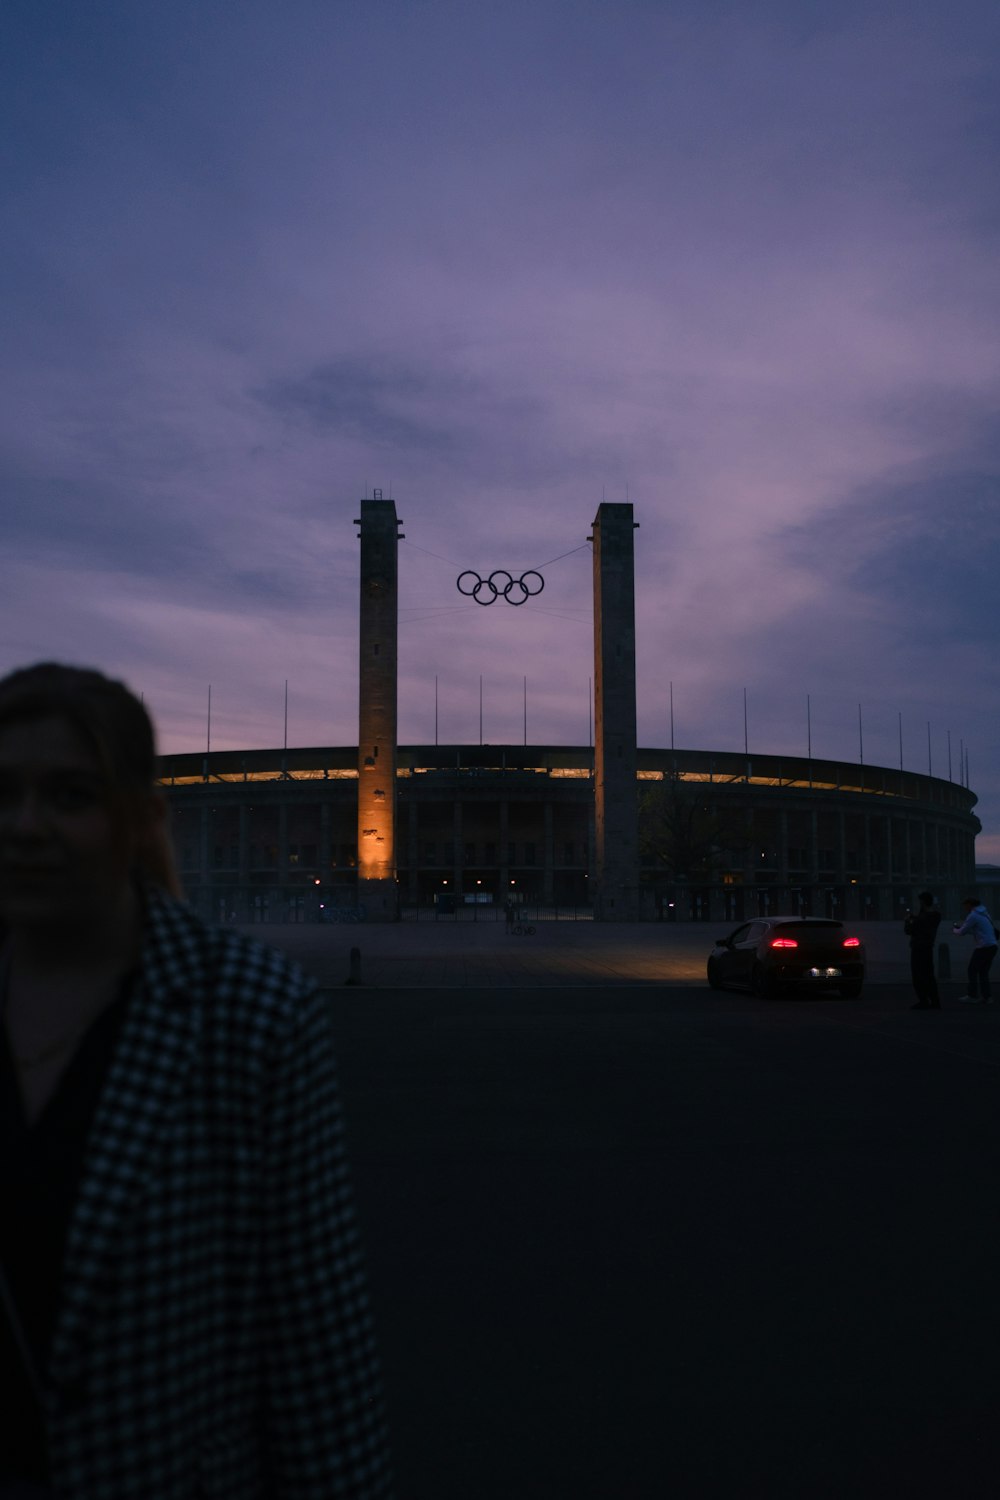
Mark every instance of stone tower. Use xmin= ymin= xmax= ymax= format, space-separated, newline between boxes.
xmin=355 ymin=495 xmax=402 ymax=919
xmin=592 ymin=502 xmax=640 ymax=919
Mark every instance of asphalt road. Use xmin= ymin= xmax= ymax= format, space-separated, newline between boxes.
xmin=326 ymin=983 xmax=1000 ymax=1500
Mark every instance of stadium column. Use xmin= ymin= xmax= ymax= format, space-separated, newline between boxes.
xmin=319 ymin=802 xmax=331 ymax=888
xmin=238 ymin=805 xmax=249 ymax=887
xmin=355 ymin=497 xmax=402 ymax=920
xmin=591 ymin=502 xmax=640 ymax=920
xmin=500 ymin=798 xmax=509 ymax=896
xmin=543 ymin=801 xmax=554 ymax=904
xmin=453 ymin=800 xmax=463 ymax=899
xmin=199 ymin=807 xmax=209 ymax=892
xmin=407 ymin=800 xmax=419 ymax=905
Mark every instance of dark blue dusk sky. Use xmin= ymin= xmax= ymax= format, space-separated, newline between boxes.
xmin=3 ymin=1 xmax=999 ymax=855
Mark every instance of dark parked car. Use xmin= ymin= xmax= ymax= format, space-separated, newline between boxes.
xmin=707 ymin=916 xmax=866 ymax=999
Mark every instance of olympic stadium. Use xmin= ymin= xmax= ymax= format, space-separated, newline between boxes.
xmin=159 ymin=738 xmax=981 ymax=925
xmin=156 ymin=497 xmax=987 ymax=925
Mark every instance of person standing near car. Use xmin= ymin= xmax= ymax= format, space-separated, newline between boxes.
xmin=953 ymin=895 xmax=999 ymax=1004
xmin=904 ymin=891 xmax=942 ymax=1009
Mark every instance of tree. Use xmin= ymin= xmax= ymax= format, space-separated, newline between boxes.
xmin=639 ymin=775 xmax=750 ymax=883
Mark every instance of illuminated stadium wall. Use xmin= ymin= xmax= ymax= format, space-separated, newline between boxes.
xmin=159 ymin=742 xmax=982 ymax=924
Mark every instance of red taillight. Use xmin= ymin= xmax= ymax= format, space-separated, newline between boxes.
xmin=771 ymin=937 xmax=798 ymax=949
xmin=843 ymin=937 xmax=861 ymax=948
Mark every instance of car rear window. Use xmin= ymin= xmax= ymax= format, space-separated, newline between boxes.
xmin=772 ymin=921 xmax=844 ymax=946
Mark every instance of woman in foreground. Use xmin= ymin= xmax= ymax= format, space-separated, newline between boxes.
xmin=0 ymin=662 xmax=392 ymax=1498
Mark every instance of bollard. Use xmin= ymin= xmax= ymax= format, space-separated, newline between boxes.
xmin=936 ymin=942 xmax=950 ymax=981
xmin=344 ymin=946 xmax=362 ymax=986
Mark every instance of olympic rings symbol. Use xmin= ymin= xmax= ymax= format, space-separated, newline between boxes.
xmin=457 ymin=569 xmax=545 ymax=606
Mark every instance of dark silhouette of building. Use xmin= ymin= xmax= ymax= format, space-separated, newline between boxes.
xmin=159 ymin=499 xmax=984 ymax=923
xmin=159 ymin=740 xmax=982 ymax=924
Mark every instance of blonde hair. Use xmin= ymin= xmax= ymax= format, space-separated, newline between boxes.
xmin=0 ymin=662 xmax=183 ymax=898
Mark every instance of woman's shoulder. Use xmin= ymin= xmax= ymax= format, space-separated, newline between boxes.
xmin=139 ymin=891 xmax=338 ymax=1124
xmin=142 ymin=887 xmax=318 ymax=1019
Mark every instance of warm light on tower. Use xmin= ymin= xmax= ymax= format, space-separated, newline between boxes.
xmin=355 ymin=494 xmax=402 ymax=918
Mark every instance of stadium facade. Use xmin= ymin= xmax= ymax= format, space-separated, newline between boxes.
xmin=157 ymin=497 xmax=985 ymax=923
xmin=159 ymin=739 xmax=981 ymax=924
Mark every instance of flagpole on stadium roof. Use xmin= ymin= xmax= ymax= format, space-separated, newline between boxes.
xmin=807 ymin=694 xmax=812 ymax=787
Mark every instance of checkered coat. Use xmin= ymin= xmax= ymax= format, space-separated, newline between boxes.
xmin=42 ymin=890 xmax=393 ymax=1499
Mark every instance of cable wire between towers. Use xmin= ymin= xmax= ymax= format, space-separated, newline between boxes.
xmin=400 ymin=537 xmax=592 ymax=575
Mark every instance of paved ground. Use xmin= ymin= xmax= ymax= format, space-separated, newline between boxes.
xmin=316 ymin=973 xmax=1000 ymax=1500
xmin=247 ymin=918 xmax=974 ymax=990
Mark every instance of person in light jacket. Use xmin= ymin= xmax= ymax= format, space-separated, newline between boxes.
xmin=952 ymin=896 xmax=999 ymax=1005
xmin=0 ymin=662 xmax=393 ymax=1498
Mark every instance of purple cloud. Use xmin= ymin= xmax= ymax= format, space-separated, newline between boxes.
xmin=2 ymin=0 xmax=998 ymax=855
